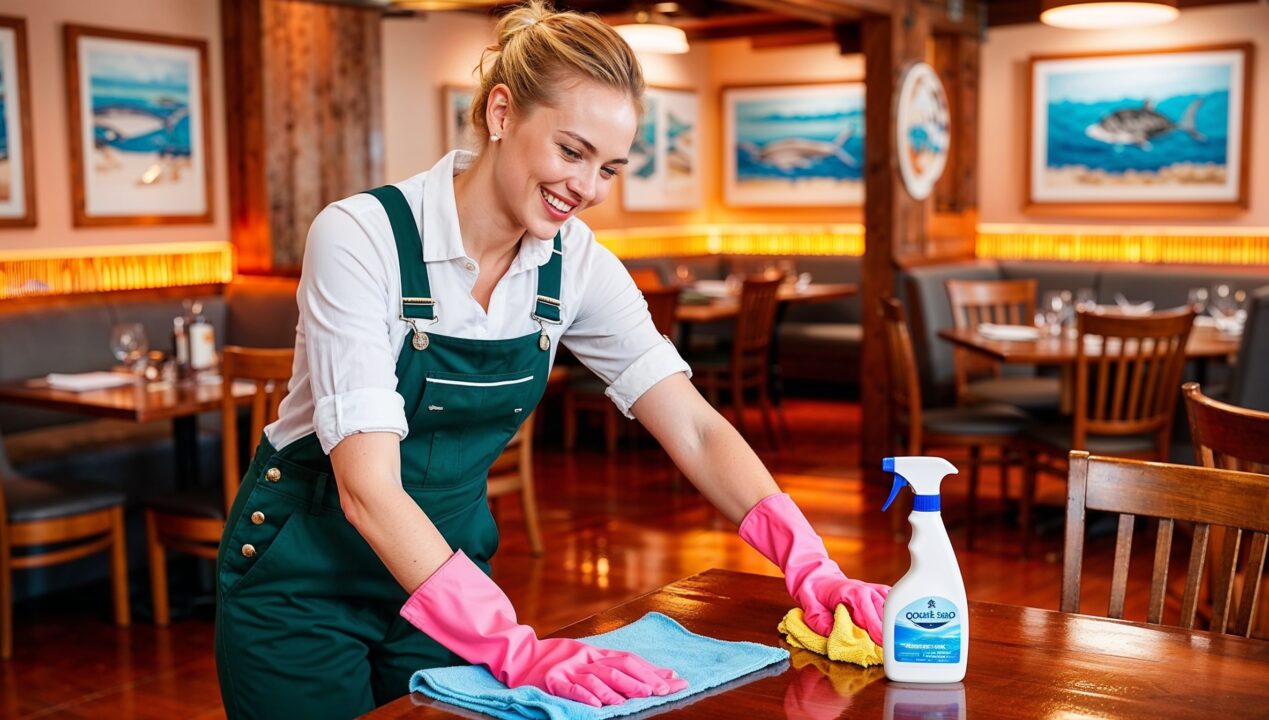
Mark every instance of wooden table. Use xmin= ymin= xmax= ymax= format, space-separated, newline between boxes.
xmin=366 ymin=569 xmax=1269 ymax=719
xmin=938 ymin=324 xmax=1241 ymax=364
xmin=0 ymin=374 xmax=257 ymax=484
xmin=676 ymin=282 xmax=857 ymax=324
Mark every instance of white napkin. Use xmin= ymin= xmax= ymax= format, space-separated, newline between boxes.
xmin=691 ymin=280 xmax=732 ymax=298
xmin=45 ymin=371 xmax=136 ymax=392
xmin=1113 ymin=294 xmax=1155 ymax=316
xmin=977 ymin=323 xmax=1042 ymax=341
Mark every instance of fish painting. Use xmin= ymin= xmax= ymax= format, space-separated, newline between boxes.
xmin=622 ymin=88 xmax=700 ymax=210
xmin=1084 ymin=98 xmax=1205 ymax=151
xmin=739 ymin=128 xmax=856 ymax=173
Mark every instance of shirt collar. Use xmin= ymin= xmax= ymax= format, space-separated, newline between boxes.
xmin=424 ymin=149 xmax=559 ymax=273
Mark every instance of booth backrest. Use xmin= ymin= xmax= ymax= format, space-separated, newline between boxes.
xmin=902 ymin=260 xmax=1002 ymax=405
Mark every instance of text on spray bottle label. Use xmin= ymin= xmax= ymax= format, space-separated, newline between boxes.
xmin=894 ymin=596 xmax=961 ymax=663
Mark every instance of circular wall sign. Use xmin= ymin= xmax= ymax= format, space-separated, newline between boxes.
xmin=896 ymin=62 xmax=951 ymax=201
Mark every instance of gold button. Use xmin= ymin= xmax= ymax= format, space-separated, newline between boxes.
xmin=265 ymin=467 xmax=281 ymax=482
xmin=241 ymin=544 xmax=256 ymax=558
xmin=250 ymin=511 xmax=266 ymax=525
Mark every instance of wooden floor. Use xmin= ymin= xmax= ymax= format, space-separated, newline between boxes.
xmin=1 ymin=398 xmax=1209 ymax=719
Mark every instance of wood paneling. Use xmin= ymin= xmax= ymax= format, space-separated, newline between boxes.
xmin=223 ymin=0 xmax=383 ymax=274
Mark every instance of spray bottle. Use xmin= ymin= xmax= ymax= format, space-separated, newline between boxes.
xmin=881 ymin=456 xmax=968 ymax=683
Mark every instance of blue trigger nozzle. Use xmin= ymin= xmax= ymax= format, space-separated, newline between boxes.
xmin=878 ymin=459 xmax=908 ymax=510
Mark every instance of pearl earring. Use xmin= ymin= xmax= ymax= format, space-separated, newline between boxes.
xmin=490 ymin=132 xmax=502 ymax=142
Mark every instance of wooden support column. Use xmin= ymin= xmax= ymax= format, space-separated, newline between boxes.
xmin=860 ymin=0 xmax=930 ymax=483
xmin=223 ymin=0 xmax=384 ymax=274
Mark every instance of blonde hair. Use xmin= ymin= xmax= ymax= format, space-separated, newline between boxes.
xmin=471 ymin=1 xmax=644 ymax=143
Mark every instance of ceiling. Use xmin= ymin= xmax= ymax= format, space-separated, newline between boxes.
xmin=339 ymin=0 xmax=1258 ymax=36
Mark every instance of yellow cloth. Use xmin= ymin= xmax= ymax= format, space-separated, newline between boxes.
xmin=777 ymin=605 xmax=884 ymax=667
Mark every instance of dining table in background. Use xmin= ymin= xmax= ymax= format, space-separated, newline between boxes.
xmin=366 ymin=568 xmax=1269 ymax=718
xmin=0 ymin=373 xmax=257 ymax=487
xmin=674 ymin=282 xmax=858 ymax=325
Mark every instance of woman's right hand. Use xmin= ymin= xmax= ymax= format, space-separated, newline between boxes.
xmin=401 ymin=550 xmax=687 ymax=706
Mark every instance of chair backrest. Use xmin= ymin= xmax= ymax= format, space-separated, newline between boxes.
xmin=1062 ymin=451 xmax=1269 ymax=637
xmin=641 ymin=286 xmax=680 ymax=338
xmin=945 ymin=279 xmax=1037 ymax=400
xmin=1073 ymin=308 xmax=1195 ymax=455
xmin=1229 ymin=286 xmax=1269 ymax=412
xmin=1183 ymin=382 xmax=1269 ymax=633
xmin=880 ymin=297 xmax=923 ymax=451
xmin=732 ymin=275 xmax=783 ymax=364
xmin=628 ymin=267 xmax=663 ymax=290
xmin=220 ymin=346 xmax=294 ymax=513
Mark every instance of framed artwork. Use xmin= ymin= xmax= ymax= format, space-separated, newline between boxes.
xmin=0 ymin=16 xmax=35 ymax=227
xmin=722 ymin=82 xmax=865 ymax=207
xmin=1028 ymin=44 xmax=1253 ymax=211
xmin=443 ymin=85 xmax=476 ymax=152
xmin=623 ymin=86 xmax=700 ymax=211
xmin=64 ymin=25 xmax=212 ymax=226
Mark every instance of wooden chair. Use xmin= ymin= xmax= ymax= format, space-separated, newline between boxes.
xmin=881 ymin=297 xmax=1028 ymax=548
xmin=627 ymin=267 xmax=663 ymax=290
xmin=945 ymin=278 xmax=1060 ymax=413
xmin=1183 ymin=382 xmax=1269 ymax=636
xmin=563 ymin=286 xmax=680 ymax=453
xmin=1022 ymin=308 xmax=1195 ymax=555
xmin=1 ymin=431 xmax=130 ymax=658
xmin=487 ymin=413 xmax=544 ymax=556
xmin=1062 ymin=451 xmax=1269 ymax=637
xmin=693 ymin=276 xmax=783 ymax=448
xmin=144 ymin=347 xmax=293 ymax=625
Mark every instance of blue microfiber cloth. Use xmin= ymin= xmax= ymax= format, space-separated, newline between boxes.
xmin=409 ymin=612 xmax=790 ymax=720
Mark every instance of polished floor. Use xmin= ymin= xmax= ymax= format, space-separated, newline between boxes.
xmin=2 ymin=398 xmax=1203 ymax=719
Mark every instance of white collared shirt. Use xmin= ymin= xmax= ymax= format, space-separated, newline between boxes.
xmin=266 ymin=150 xmax=690 ymax=454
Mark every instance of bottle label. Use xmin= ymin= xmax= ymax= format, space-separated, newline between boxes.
xmin=894 ymin=596 xmax=961 ymax=664
xmin=190 ymin=325 xmax=216 ymax=370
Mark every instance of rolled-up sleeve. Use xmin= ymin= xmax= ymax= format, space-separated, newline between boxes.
xmin=299 ymin=206 xmax=409 ymax=454
xmin=561 ymin=244 xmax=691 ymax=418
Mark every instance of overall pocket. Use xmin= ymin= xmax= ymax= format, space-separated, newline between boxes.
xmin=408 ymin=369 xmax=539 ymax=488
xmin=218 ymin=481 xmax=306 ymax=599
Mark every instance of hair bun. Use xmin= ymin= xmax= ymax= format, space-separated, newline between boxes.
xmin=496 ymin=1 xmax=551 ymax=48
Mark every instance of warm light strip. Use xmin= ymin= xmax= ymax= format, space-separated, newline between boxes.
xmin=593 ymin=224 xmax=865 ymax=259
xmin=977 ymin=224 xmax=1269 ymax=266
xmin=0 ymin=242 xmax=235 ymax=300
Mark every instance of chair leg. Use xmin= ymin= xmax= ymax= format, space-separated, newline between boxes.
xmin=145 ymin=511 xmax=171 ymax=626
xmin=562 ymin=389 xmax=577 ymax=451
xmin=1 ymin=534 xmax=11 ymax=660
xmin=603 ymin=406 xmax=619 ymax=456
xmin=758 ymin=376 xmax=780 ymax=451
xmin=519 ymin=465 xmax=544 ymax=558
xmin=1021 ymin=448 xmax=1037 ymax=558
xmin=966 ymin=446 xmax=980 ymax=551
xmin=109 ymin=507 xmax=131 ymax=627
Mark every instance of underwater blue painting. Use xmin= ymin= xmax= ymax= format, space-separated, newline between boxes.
xmin=1029 ymin=47 xmax=1249 ymax=206
xmin=443 ymin=86 xmax=475 ymax=153
xmin=623 ymin=88 xmax=700 ymax=211
xmin=68 ymin=27 xmax=210 ymax=224
xmin=724 ymin=83 xmax=864 ymax=206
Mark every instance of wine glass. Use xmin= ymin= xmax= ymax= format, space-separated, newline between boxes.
xmin=1187 ymin=287 xmax=1209 ymax=315
xmin=109 ymin=322 xmax=149 ymax=374
xmin=1074 ymin=288 xmax=1097 ymax=314
xmin=1041 ymin=291 xmax=1068 ymax=337
xmin=1210 ymin=283 xmax=1237 ymax=320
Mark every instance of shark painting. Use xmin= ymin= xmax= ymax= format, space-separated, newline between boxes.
xmin=1084 ymin=98 xmax=1205 ymax=151
xmin=738 ymin=127 xmax=856 ymax=173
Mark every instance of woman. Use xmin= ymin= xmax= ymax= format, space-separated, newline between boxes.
xmin=214 ymin=3 xmax=888 ymax=718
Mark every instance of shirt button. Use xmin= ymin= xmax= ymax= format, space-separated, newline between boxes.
xmin=464 ymin=261 xmax=476 ymax=272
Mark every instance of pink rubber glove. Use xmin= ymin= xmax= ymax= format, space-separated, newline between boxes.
xmin=401 ymin=550 xmax=688 ymax=707
xmin=739 ymin=493 xmax=890 ymax=645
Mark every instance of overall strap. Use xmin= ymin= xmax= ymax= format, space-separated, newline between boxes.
xmin=532 ymin=233 xmax=564 ymax=325
xmin=364 ymin=185 xmax=436 ymax=322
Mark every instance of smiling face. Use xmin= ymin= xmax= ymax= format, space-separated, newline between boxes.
xmin=487 ymin=79 xmax=639 ymax=240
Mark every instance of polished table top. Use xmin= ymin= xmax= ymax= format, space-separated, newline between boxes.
xmin=366 ymin=569 xmax=1269 ymax=719
xmin=938 ymin=324 xmax=1241 ymax=364
xmin=676 ymin=283 xmax=857 ymax=324
xmin=0 ymin=374 xmax=257 ymax=423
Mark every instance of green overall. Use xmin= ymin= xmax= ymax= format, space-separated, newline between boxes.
xmin=214 ymin=185 xmax=561 ymax=720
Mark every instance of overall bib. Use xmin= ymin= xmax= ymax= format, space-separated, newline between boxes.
xmin=214 ymin=185 xmax=561 ymax=720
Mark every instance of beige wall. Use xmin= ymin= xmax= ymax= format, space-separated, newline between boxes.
xmin=0 ymin=0 xmax=228 ymax=252
xmin=980 ymin=2 xmax=1269 ymax=227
